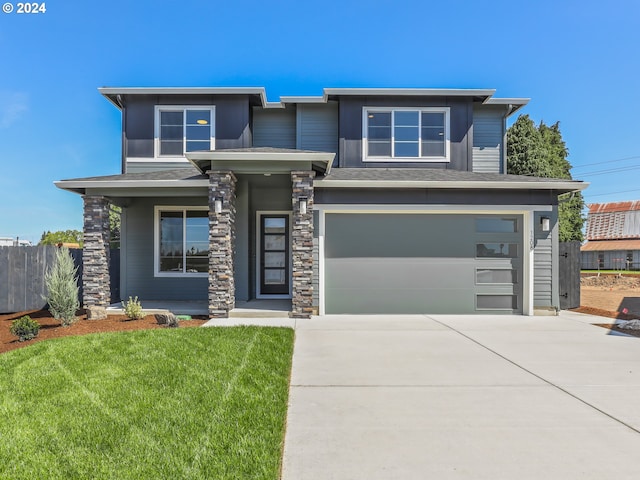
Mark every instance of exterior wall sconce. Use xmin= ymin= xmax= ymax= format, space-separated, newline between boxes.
xmin=214 ymin=197 xmax=223 ymax=214
xmin=540 ymin=216 xmax=550 ymax=232
xmin=299 ymin=197 xmax=308 ymax=215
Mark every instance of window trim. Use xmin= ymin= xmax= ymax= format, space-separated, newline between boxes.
xmin=154 ymin=206 xmax=209 ymax=278
xmin=362 ymin=106 xmax=450 ymax=162
xmin=154 ymin=106 xmax=216 ymax=159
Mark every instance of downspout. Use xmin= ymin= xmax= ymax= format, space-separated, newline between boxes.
xmin=116 ymin=94 xmax=126 ymax=174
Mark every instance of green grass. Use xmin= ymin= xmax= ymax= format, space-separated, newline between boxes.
xmin=0 ymin=327 xmax=294 ymax=480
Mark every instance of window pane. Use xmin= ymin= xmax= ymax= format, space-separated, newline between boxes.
xmin=477 ymin=269 xmax=517 ymax=284
xmin=367 ymin=112 xmax=391 ymax=127
xmin=186 ymin=140 xmax=210 ymax=152
xmin=160 ymin=141 xmax=183 ymax=156
xmin=422 ymin=126 xmax=445 ymax=141
xmin=160 ymin=212 xmax=183 ymax=272
xmin=368 ymin=140 xmax=391 ymax=157
xmin=421 ymin=141 xmax=445 ymax=157
xmin=264 ymin=252 xmax=286 ymax=268
xmin=186 ymin=110 xmax=210 ymax=126
xmin=161 ymin=125 xmax=183 ymax=140
xmin=368 ymin=126 xmax=392 ymax=140
xmin=476 ymin=243 xmax=518 ymax=258
xmin=185 ymin=211 xmax=208 ymax=272
xmin=264 ymin=269 xmax=286 ymax=285
xmin=186 ymin=125 xmax=210 ymax=141
xmin=264 ymin=234 xmax=286 ymax=250
xmin=477 ymin=295 xmax=517 ymax=309
xmin=264 ymin=218 xmax=286 ymax=233
xmin=422 ymin=112 xmax=444 ymax=128
xmin=476 ymin=218 xmax=518 ymax=233
xmin=160 ymin=111 xmax=183 ymax=126
xmin=395 ymin=126 xmax=419 ymax=141
xmin=394 ymin=111 xmax=419 ymax=126
xmin=395 ymin=142 xmax=419 ymax=157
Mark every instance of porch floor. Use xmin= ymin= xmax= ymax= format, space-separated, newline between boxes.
xmin=107 ymin=299 xmax=292 ymax=318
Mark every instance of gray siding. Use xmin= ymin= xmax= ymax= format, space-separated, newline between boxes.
xmin=123 ymin=94 xmax=252 ymax=173
xmin=297 ymin=103 xmax=339 ymax=164
xmin=121 ymin=197 xmax=208 ymax=301
xmin=533 ymin=210 xmax=558 ymax=308
xmin=338 ymin=96 xmax=473 ymax=170
xmin=472 ymin=105 xmax=505 ymax=173
xmin=313 ymin=210 xmax=319 ymax=308
xmin=252 ymin=107 xmax=296 ymax=148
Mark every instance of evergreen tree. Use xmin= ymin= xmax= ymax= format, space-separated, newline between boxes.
xmin=44 ymin=247 xmax=80 ymax=326
xmin=507 ymin=114 xmax=584 ymax=242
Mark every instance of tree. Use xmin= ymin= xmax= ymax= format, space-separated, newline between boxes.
xmin=507 ymin=115 xmax=584 ymax=242
xmin=39 ymin=230 xmax=83 ymax=246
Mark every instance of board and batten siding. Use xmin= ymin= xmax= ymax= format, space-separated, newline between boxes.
xmin=121 ymin=197 xmax=208 ymax=301
xmin=252 ymin=107 xmax=296 ymax=149
xmin=297 ymin=103 xmax=339 ymax=160
xmin=472 ymin=105 xmax=505 ymax=174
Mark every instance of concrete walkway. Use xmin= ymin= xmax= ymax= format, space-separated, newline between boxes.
xmin=281 ymin=312 xmax=640 ymax=479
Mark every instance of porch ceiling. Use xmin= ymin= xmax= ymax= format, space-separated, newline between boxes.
xmin=186 ymin=147 xmax=335 ymax=175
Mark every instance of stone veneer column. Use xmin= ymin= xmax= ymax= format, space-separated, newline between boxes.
xmin=290 ymin=171 xmax=315 ymax=318
xmin=82 ymin=195 xmax=111 ymax=308
xmin=208 ymin=171 xmax=237 ymax=318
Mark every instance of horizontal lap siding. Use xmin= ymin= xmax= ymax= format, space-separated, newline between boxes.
xmin=252 ymin=108 xmax=296 ymax=149
xmin=123 ymin=198 xmax=208 ymax=301
xmin=472 ymin=106 xmax=504 ymax=173
xmin=297 ymin=104 xmax=339 ymax=159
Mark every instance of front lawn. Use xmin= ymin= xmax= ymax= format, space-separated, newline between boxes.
xmin=0 ymin=327 xmax=294 ymax=480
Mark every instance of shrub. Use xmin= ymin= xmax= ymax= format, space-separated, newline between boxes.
xmin=124 ymin=296 xmax=145 ymax=320
xmin=10 ymin=315 xmax=40 ymax=342
xmin=44 ymin=247 xmax=80 ymax=326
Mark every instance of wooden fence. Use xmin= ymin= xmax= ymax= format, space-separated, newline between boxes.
xmin=0 ymin=246 xmax=119 ymax=313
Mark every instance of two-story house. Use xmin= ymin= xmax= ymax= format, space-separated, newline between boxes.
xmin=55 ymin=87 xmax=587 ymax=318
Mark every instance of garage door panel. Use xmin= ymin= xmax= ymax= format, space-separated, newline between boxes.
xmin=325 ymin=258 xmax=475 ymax=290
xmin=325 ymin=287 xmax=476 ymax=315
xmin=324 ymin=213 xmax=523 ymax=314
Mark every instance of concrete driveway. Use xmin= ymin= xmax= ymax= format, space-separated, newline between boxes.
xmin=281 ymin=311 xmax=640 ymax=479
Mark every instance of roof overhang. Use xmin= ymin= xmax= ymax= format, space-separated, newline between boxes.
xmin=54 ymin=178 xmax=208 ymax=195
xmin=186 ymin=149 xmax=335 ymax=175
xmin=314 ymin=179 xmax=588 ymax=193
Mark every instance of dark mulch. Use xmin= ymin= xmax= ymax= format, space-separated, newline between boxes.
xmin=0 ymin=309 xmax=207 ymax=354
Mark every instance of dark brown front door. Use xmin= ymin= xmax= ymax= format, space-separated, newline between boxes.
xmin=260 ymin=215 xmax=290 ymax=295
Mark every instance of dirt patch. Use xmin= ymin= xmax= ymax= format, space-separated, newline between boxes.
xmin=0 ymin=310 xmax=207 ymax=354
xmin=580 ymin=274 xmax=640 ymax=289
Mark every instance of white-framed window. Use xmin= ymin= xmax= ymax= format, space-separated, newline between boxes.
xmin=362 ymin=107 xmax=450 ymax=162
xmin=154 ymin=106 xmax=215 ymax=157
xmin=154 ymin=206 xmax=208 ymax=277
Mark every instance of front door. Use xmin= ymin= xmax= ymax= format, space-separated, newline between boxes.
xmin=259 ymin=214 xmax=290 ymax=295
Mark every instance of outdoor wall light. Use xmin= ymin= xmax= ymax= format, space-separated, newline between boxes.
xmin=214 ymin=197 xmax=223 ymax=214
xmin=299 ymin=197 xmax=308 ymax=215
xmin=540 ymin=216 xmax=550 ymax=232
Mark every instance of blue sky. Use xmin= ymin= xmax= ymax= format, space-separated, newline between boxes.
xmin=1 ymin=0 xmax=639 ymax=243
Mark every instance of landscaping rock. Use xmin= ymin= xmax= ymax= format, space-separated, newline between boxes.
xmin=86 ymin=306 xmax=107 ymax=320
xmin=617 ymin=319 xmax=640 ymax=330
xmin=155 ymin=312 xmax=179 ymax=328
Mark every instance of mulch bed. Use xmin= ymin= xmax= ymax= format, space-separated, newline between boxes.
xmin=0 ymin=310 xmax=207 ymax=354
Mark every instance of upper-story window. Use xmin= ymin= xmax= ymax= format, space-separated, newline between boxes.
xmin=363 ymin=107 xmax=450 ymax=162
xmin=155 ymin=106 xmax=215 ymax=157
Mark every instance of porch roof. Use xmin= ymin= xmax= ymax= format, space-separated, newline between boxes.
xmin=186 ymin=147 xmax=335 ymax=175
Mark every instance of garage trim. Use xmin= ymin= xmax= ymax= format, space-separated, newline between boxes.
xmin=315 ymin=204 xmax=553 ymax=316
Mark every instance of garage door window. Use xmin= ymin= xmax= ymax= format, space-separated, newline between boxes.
xmin=476 ymin=269 xmax=517 ymax=284
xmin=476 ymin=243 xmax=518 ymax=258
xmin=476 ymin=217 xmax=518 ymax=233
xmin=477 ymin=295 xmax=518 ymax=310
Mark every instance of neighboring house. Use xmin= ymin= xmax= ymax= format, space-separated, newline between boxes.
xmin=0 ymin=237 xmax=32 ymax=246
xmin=581 ymin=201 xmax=640 ymax=270
xmin=56 ymin=87 xmax=587 ymax=317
